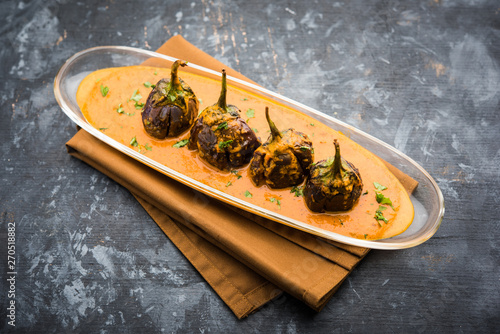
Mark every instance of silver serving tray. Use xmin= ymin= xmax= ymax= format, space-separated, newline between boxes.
xmin=54 ymin=46 xmax=444 ymax=250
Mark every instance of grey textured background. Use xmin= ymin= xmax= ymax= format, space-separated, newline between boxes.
xmin=1 ymin=0 xmax=499 ymax=332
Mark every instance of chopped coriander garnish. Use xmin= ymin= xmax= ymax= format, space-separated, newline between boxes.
xmin=299 ymin=146 xmax=311 ymax=151
xmin=130 ymin=136 xmax=138 ymax=147
xmin=173 ymin=139 xmax=189 ymax=148
xmin=310 ymin=123 xmax=315 ymax=126
xmin=134 ymin=102 xmax=145 ymax=109
xmin=116 ymin=103 xmax=136 ymax=116
xmin=226 ymin=181 xmax=232 ymax=187
xmin=216 ymin=122 xmax=229 ymax=131
xmin=219 ymin=140 xmax=233 ymax=149
xmin=362 ymin=190 xmax=368 ymax=195
xmin=99 ymin=127 xmax=108 ymax=131
xmin=374 ymin=182 xmax=387 ymax=191
xmin=364 ymin=234 xmax=368 ymax=239
xmin=376 ymin=193 xmax=394 ymax=209
xmin=198 ymin=98 xmax=203 ymax=104
xmin=241 ymin=97 xmax=248 ymax=101
xmin=374 ymin=210 xmax=389 ymax=224
xmin=130 ymin=89 xmax=142 ymax=102
xmin=377 ymin=205 xmax=387 ymax=211
xmin=246 ymin=108 xmax=255 ymax=119
xmin=244 ymin=190 xmax=253 ymax=198
xmin=145 ymin=143 xmax=152 ymax=151
xmin=143 ymin=81 xmax=154 ymax=88
xmin=100 ymin=84 xmax=109 ymax=97
xmin=154 ymin=70 xmax=158 ymax=75
xmin=290 ymin=186 xmax=304 ymax=197
xmin=252 ymin=128 xmax=258 ymax=133
xmin=231 ymin=170 xmax=242 ymax=179
xmin=269 ymin=198 xmax=281 ymax=208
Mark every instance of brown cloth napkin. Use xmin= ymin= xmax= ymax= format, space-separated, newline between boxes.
xmin=66 ymin=36 xmax=418 ymax=318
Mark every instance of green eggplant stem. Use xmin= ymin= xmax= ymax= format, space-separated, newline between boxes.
xmin=170 ymin=60 xmax=186 ymax=88
xmin=332 ymin=139 xmax=343 ymax=179
xmin=265 ymin=107 xmax=282 ymax=140
xmin=217 ymin=69 xmax=228 ymax=112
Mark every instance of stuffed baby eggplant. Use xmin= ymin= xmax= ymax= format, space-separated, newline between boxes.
xmin=142 ymin=60 xmax=199 ymax=138
xmin=304 ymin=139 xmax=363 ymax=212
xmin=249 ymin=107 xmax=313 ymax=188
xmin=189 ymin=70 xmax=260 ymax=170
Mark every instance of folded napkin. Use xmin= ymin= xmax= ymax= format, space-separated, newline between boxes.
xmin=66 ymin=35 xmax=417 ymax=318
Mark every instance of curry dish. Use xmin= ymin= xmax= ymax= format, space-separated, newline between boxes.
xmin=76 ymin=65 xmax=414 ymax=240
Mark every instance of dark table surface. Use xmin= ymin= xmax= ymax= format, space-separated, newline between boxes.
xmin=1 ymin=0 xmax=499 ymax=332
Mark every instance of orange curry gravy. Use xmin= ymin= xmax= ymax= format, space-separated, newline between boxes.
xmin=77 ymin=65 xmax=414 ymax=240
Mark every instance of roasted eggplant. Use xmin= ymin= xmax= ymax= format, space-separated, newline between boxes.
xmin=304 ymin=139 xmax=363 ymax=212
xmin=249 ymin=107 xmax=313 ymax=188
xmin=189 ymin=70 xmax=260 ymax=170
xmin=142 ymin=60 xmax=199 ymax=138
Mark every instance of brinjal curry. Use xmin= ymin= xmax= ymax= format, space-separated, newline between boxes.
xmin=76 ymin=64 xmax=415 ymax=240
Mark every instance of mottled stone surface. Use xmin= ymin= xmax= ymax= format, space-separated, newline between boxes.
xmin=1 ymin=0 xmax=499 ymax=332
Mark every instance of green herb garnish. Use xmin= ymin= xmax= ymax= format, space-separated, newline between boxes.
xmin=231 ymin=170 xmax=242 ymax=179
xmin=269 ymin=197 xmax=281 ymax=208
xmin=99 ymin=127 xmax=108 ymax=131
xmin=173 ymin=139 xmax=189 ymax=148
xmin=143 ymin=81 xmax=154 ymax=88
xmin=374 ymin=182 xmax=387 ymax=191
xmin=246 ymin=108 xmax=255 ymax=119
xmin=216 ymin=122 xmax=229 ymax=131
xmin=374 ymin=210 xmax=388 ymax=225
xmin=145 ymin=143 xmax=152 ymax=151
xmin=130 ymin=136 xmax=138 ymax=147
xmin=290 ymin=186 xmax=304 ymax=197
xmin=226 ymin=181 xmax=232 ymax=187
xmin=100 ymin=85 xmax=109 ymax=97
xmin=219 ymin=140 xmax=233 ymax=149
xmin=244 ymin=190 xmax=253 ymax=198
xmin=252 ymin=128 xmax=258 ymax=133
xmin=376 ymin=193 xmax=394 ymax=209
xmin=130 ymin=89 xmax=142 ymax=102
xmin=116 ymin=103 xmax=135 ymax=116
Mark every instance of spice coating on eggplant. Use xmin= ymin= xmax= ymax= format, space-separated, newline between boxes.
xmin=249 ymin=107 xmax=314 ymax=189
xmin=189 ymin=70 xmax=261 ymax=170
xmin=142 ymin=60 xmax=199 ymax=138
xmin=304 ymin=140 xmax=363 ymax=212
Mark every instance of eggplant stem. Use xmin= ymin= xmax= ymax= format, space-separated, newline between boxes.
xmin=217 ymin=69 xmax=228 ymax=112
xmin=265 ymin=107 xmax=282 ymax=140
xmin=170 ymin=60 xmax=187 ymax=87
xmin=332 ymin=139 xmax=343 ymax=179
